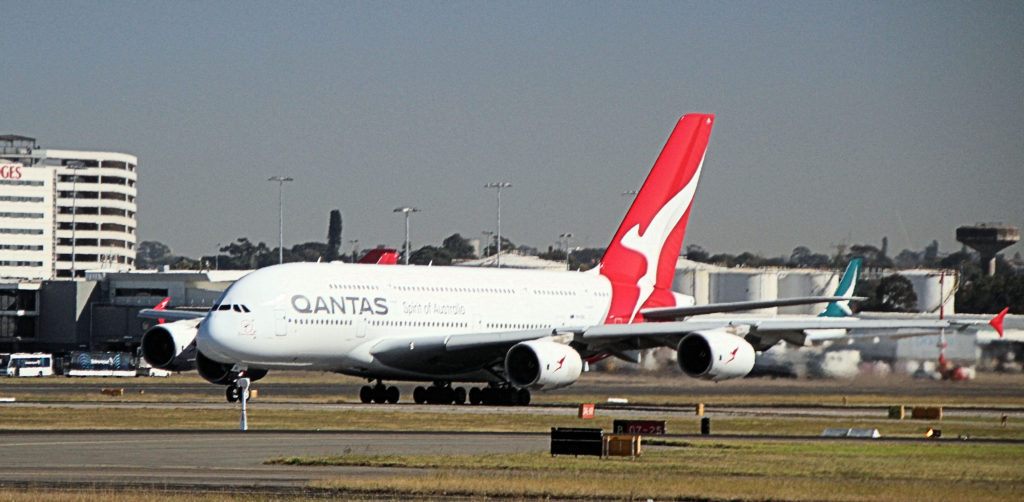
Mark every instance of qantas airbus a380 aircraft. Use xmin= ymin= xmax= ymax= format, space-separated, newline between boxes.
xmin=141 ymin=114 xmax=996 ymax=405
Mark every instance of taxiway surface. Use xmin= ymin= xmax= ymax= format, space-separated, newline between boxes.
xmin=0 ymin=430 xmax=547 ymax=488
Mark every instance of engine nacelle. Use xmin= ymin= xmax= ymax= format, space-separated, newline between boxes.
xmin=505 ymin=339 xmax=582 ymax=390
xmin=677 ymin=330 xmax=755 ymax=381
xmin=196 ymin=351 xmax=234 ymax=385
xmin=140 ymin=319 xmax=200 ymax=371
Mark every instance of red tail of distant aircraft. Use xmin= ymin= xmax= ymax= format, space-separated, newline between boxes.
xmin=153 ymin=296 xmax=170 ymax=324
xmin=358 ymin=248 xmax=399 ymax=265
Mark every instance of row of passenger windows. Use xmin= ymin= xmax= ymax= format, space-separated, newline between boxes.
xmin=532 ymin=289 xmax=577 ymax=296
xmin=393 ymin=285 xmax=516 ymax=295
xmin=290 ymin=318 xmax=353 ymax=326
xmin=328 ymin=283 xmax=378 ymax=291
xmin=0 ymin=212 xmax=43 ymax=219
xmin=369 ymin=319 xmax=469 ymax=329
xmin=485 ymin=322 xmax=550 ymax=330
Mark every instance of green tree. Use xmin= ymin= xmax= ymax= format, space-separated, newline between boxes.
xmin=220 ymin=238 xmax=272 ymax=269
xmin=857 ymin=274 xmax=917 ymax=312
xmin=409 ymin=245 xmax=452 ymax=265
xmin=685 ymin=244 xmax=710 ymax=262
xmin=135 ymin=241 xmax=173 ymax=269
xmin=325 ymin=209 xmax=342 ymax=262
xmin=442 ymin=233 xmax=476 ymax=259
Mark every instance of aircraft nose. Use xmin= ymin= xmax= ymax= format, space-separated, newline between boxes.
xmin=196 ymin=313 xmax=238 ymax=362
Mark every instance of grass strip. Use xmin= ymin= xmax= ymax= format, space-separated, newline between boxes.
xmin=274 ymin=441 xmax=1024 ymax=501
xmin=0 ymin=406 xmax=1020 ymax=440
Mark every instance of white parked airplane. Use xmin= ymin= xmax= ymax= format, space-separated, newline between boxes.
xmin=140 ymin=114 xmax=1000 ymax=405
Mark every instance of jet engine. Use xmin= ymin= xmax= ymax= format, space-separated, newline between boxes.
xmin=504 ymin=339 xmax=582 ymax=390
xmin=196 ymin=351 xmax=234 ymax=385
xmin=677 ymin=329 xmax=755 ymax=381
xmin=140 ymin=319 xmax=200 ymax=371
xmin=195 ymin=351 xmax=268 ymax=385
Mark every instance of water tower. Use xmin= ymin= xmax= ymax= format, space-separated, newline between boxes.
xmin=956 ymin=224 xmax=1020 ymax=276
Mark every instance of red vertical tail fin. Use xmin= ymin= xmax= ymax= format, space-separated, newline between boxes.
xmin=599 ymin=114 xmax=714 ymax=323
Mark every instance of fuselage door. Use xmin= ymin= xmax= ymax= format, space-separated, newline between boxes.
xmin=274 ymin=308 xmax=287 ymax=336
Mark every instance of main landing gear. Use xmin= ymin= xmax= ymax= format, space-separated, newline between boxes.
xmin=357 ymin=381 xmax=531 ymax=406
xmin=413 ymin=382 xmax=467 ymax=405
xmin=359 ymin=381 xmax=400 ymax=404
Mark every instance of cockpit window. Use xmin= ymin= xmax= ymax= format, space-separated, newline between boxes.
xmin=217 ymin=304 xmax=231 ymax=311
xmin=240 ymin=305 xmax=251 ymax=313
xmin=232 ymin=305 xmax=243 ymax=312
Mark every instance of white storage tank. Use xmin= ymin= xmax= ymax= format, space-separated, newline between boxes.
xmin=777 ymin=270 xmax=839 ymax=315
xmin=710 ymin=269 xmax=779 ymax=314
xmin=673 ymin=267 xmax=710 ymax=305
xmin=899 ymin=270 xmax=956 ymax=314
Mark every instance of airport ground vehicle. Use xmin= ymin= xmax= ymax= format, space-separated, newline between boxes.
xmin=0 ymin=352 xmax=54 ymax=377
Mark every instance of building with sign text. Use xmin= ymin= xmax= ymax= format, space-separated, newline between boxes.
xmin=1 ymin=135 xmax=138 ymax=280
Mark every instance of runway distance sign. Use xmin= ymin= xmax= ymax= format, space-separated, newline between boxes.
xmin=612 ymin=419 xmax=666 ymax=435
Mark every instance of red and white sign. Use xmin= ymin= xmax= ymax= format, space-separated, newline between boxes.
xmin=0 ymin=165 xmax=23 ymax=179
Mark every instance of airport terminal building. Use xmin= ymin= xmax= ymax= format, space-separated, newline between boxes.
xmin=0 ymin=134 xmax=138 ymax=280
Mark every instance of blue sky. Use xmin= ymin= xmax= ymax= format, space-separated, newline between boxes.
xmin=3 ymin=1 xmax=1021 ymax=259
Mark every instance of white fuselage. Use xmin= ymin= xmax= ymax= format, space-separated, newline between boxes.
xmin=197 ymin=262 xmax=614 ymax=378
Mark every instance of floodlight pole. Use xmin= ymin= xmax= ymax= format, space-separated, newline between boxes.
xmin=485 ymin=182 xmax=512 ymax=267
xmin=393 ymin=207 xmax=420 ymax=265
xmin=267 ymin=176 xmax=293 ymax=265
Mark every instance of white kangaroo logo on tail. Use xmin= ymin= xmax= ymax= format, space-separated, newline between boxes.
xmin=619 ymin=152 xmax=705 ymax=322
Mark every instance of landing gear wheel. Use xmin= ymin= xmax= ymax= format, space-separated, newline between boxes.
xmin=359 ymin=385 xmax=373 ymax=404
xmin=386 ymin=385 xmax=400 ymax=404
xmin=226 ymin=385 xmax=240 ymax=403
xmin=413 ymin=386 xmax=426 ymax=404
xmin=453 ymin=387 xmax=467 ymax=405
xmin=517 ymin=388 xmax=531 ymax=406
xmin=469 ymin=387 xmax=481 ymax=405
xmin=372 ymin=384 xmax=388 ymax=404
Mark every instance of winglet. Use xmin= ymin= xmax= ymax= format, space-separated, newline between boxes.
xmin=990 ymin=307 xmax=1009 ymax=338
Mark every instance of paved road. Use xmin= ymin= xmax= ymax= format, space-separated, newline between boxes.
xmin=0 ymin=430 xmax=548 ymax=488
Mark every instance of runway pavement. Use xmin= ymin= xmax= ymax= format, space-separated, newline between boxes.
xmin=0 ymin=430 xmax=548 ymax=488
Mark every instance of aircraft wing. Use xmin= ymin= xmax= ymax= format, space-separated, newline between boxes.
xmin=367 ymin=314 xmax=967 ymax=375
xmin=138 ymin=308 xmax=208 ymax=321
xmin=640 ymin=296 xmax=863 ymax=320
xmin=368 ymin=329 xmax=559 ymax=375
xmin=582 ymin=316 xmax=956 ymax=350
